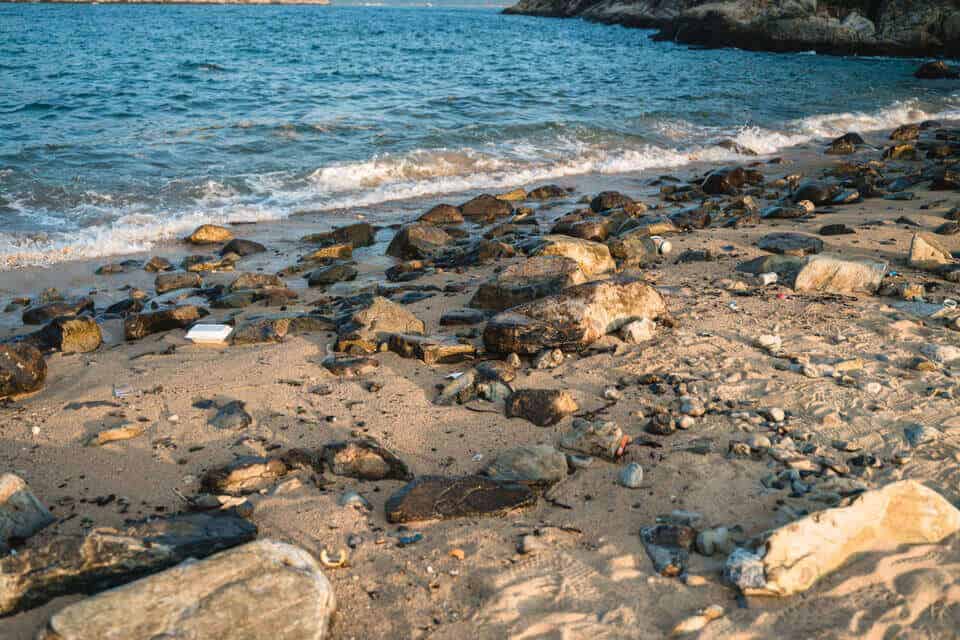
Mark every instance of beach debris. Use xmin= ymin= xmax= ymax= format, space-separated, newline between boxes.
xmin=385 ymin=476 xmax=535 ymax=523
xmin=185 ymin=324 xmax=233 ymax=345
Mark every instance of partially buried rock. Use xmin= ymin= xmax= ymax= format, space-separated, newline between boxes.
xmin=731 ymin=480 xmax=960 ymax=596
xmin=459 ymin=194 xmax=512 ymax=223
xmin=208 ymin=400 xmax=253 ymax=430
xmin=156 ymin=271 xmax=202 ymax=294
xmin=483 ymin=444 xmax=568 ymax=488
xmin=220 ymin=238 xmax=266 ymax=256
xmin=559 ymin=418 xmax=626 ymax=460
xmin=186 ymin=224 xmax=233 ymax=245
xmin=335 ymin=296 xmax=425 ymax=354
xmin=302 ymin=222 xmax=375 ymax=248
xmin=322 ymin=356 xmax=379 ymax=377
xmin=0 ymin=473 xmax=54 ymax=554
xmin=386 ymin=222 xmax=453 ymax=260
xmin=385 ymin=475 xmax=535 ymax=523
xmin=757 ymin=232 xmax=823 ymax=257
xmin=532 ymin=235 xmax=615 ymax=277
xmin=793 ymin=181 xmax=838 ymax=205
xmin=36 ymin=316 xmax=102 ymax=354
xmin=590 ymin=190 xmax=634 ymax=212
xmin=201 ymin=456 xmax=286 ymax=495
xmin=229 ymin=272 xmax=283 ymax=291
xmin=819 ymin=223 xmax=855 ymax=236
xmin=124 ymin=305 xmax=205 ymax=340
xmin=22 ymin=298 xmax=94 ymax=325
xmin=0 ymin=512 xmax=256 ymax=616
xmin=701 ymin=167 xmax=746 ymax=195
xmin=528 ymin=184 xmax=568 ymax=200
xmin=144 ymin=256 xmax=174 ymax=272
xmin=37 ymin=540 xmax=336 ymax=640
xmin=0 ymin=345 xmax=46 ymax=399
xmin=640 ymin=524 xmax=694 ymax=577
xmin=793 ymin=255 xmax=886 ymax=295
xmin=470 ymin=256 xmax=587 ymax=311
xmin=323 ymin=440 xmax=412 ymax=481
xmin=307 ymin=262 xmax=358 ymax=287
xmin=505 ymin=389 xmax=578 ymax=426
xmin=908 ymin=233 xmax=955 ymax=271
xmin=387 ymin=333 xmax=475 ymax=364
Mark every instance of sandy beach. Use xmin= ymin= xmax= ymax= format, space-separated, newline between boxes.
xmin=2 ymin=121 xmax=960 ymax=639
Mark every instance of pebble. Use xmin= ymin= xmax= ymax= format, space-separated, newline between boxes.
xmin=756 ymin=334 xmax=782 ymax=353
xmin=603 ymin=386 xmax=623 ymax=401
xmin=863 ymin=382 xmax=882 ymax=395
xmin=766 ymin=407 xmax=785 ymax=422
xmin=677 ymin=416 xmax=696 ymax=430
xmin=747 ymin=434 xmax=771 ymax=449
xmin=618 ymin=462 xmax=644 ymax=488
xmin=505 ymin=353 xmax=522 ymax=368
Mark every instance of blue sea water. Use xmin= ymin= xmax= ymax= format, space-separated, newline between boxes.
xmin=0 ymin=3 xmax=958 ymax=266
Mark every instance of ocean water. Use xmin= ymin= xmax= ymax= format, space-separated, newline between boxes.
xmin=1 ymin=3 xmax=958 ymax=267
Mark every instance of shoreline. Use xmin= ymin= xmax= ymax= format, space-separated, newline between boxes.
xmin=2 ymin=116 xmax=960 ymax=638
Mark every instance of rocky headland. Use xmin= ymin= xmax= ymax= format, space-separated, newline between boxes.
xmin=504 ymin=0 xmax=960 ymax=58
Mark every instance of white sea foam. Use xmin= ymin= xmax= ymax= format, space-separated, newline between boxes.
xmin=2 ymin=98 xmax=958 ymax=269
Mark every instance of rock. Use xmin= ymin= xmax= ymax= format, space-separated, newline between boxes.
xmin=559 ymin=418 xmax=626 ymax=460
xmin=531 ymin=235 xmax=615 ymax=276
xmin=671 ymin=605 xmax=725 ymax=636
xmin=469 ymin=256 xmax=587 ymax=311
xmin=618 ymin=215 xmax=680 ymax=236
xmin=0 ymin=474 xmax=54 ymax=553
xmin=322 ymin=356 xmax=379 ymax=377
xmin=36 ymin=316 xmax=102 ymax=354
xmin=590 ymin=190 xmax=634 ymax=212
xmin=229 ymin=272 xmax=283 ymax=291
xmin=890 ymin=123 xmax=920 ymax=141
xmin=336 ymin=296 xmax=425 ymax=354
xmin=736 ymin=480 xmax=960 ymax=596
xmin=505 ymin=389 xmax=578 ymax=426
xmin=793 ymin=181 xmax=838 ymax=205
xmin=220 ymin=238 xmax=266 ymax=256
xmin=640 ymin=525 xmax=694 ymax=576
xmin=22 ymin=298 xmax=94 ymax=325
xmin=187 ymin=224 xmax=233 ymax=245
xmin=439 ymin=309 xmax=486 ymax=325
xmin=201 ymin=456 xmax=286 ymax=495
xmin=908 ymin=233 xmax=955 ymax=270
xmin=209 ymin=400 xmax=253 ymax=430
xmin=155 ymin=271 xmax=202 ymax=294
xmin=527 ymin=184 xmax=568 ymax=200
xmin=460 ymin=194 xmax=513 ymax=222
xmin=323 ymin=440 xmax=412 ymax=481
xmin=920 ymin=342 xmax=960 ymax=364
xmin=696 ymin=527 xmax=735 ymax=556
xmin=904 ymin=424 xmax=941 ymax=447
xmin=307 ymin=262 xmax=358 ymax=287
xmin=386 ymin=223 xmax=453 ymax=260
xmin=915 ymin=60 xmax=960 ymax=79
xmin=0 ymin=345 xmax=46 ymax=399
xmin=607 ymin=230 xmax=659 ymax=262
xmin=483 ymin=444 xmax=568 ymax=487
xmin=385 ymin=476 xmax=535 ymax=523
xmin=532 ymin=347 xmax=564 ymax=369
xmin=935 ymin=222 xmax=960 ymax=236
xmin=231 ymin=317 xmax=291 ymax=344
xmin=387 ymin=333 xmax=476 ymax=364
xmin=302 ymin=222 xmax=375 ymax=248
xmin=761 ymin=204 xmax=808 ymax=219
xmin=819 ymin=223 xmax=855 ymax=236
xmin=620 ymin=318 xmax=656 ymax=344
xmin=0 ymin=512 xmax=256 ymax=615
xmin=737 ymin=254 xmax=805 ymax=278
xmin=793 ymin=255 xmax=886 ymax=294
xmin=144 ymin=256 xmax=173 ymax=272
xmin=618 ymin=462 xmax=644 ymax=488
xmin=930 ymin=168 xmax=960 ymax=191
xmin=37 ymin=540 xmax=335 ymax=640
xmin=484 ymin=278 xmax=667 ymax=354
xmin=884 ymin=143 xmax=917 ymax=160
xmin=701 ymin=167 xmax=746 ymax=195
xmin=419 ymin=204 xmax=464 ymax=225
xmin=124 ymin=305 xmax=205 ymax=340
xmin=497 ymin=187 xmax=527 ymax=201
xmin=757 ymin=232 xmax=823 ymax=257
xmin=826 ymin=133 xmax=864 ymax=155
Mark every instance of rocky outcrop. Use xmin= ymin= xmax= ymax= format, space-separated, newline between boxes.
xmin=504 ymin=0 xmax=960 ymax=58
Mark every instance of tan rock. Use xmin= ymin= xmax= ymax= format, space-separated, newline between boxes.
xmin=0 ymin=474 xmax=54 ymax=552
xmin=532 ymin=235 xmax=616 ymax=277
xmin=793 ymin=255 xmax=886 ymax=294
xmin=908 ymin=233 xmax=955 ymax=271
xmin=745 ymin=480 xmax=960 ymax=597
xmin=186 ymin=224 xmax=233 ymax=245
xmin=38 ymin=540 xmax=336 ymax=640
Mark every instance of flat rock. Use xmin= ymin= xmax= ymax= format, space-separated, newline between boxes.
xmin=220 ymin=238 xmax=266 ymax=256
xmin=439 ymin=309 xmax=486 ymax=325
xmin=38 ymin=540 xmax=335 ymax=640
xmin=22 ymin=298 xmax=94 ymax=325
xmin=229 ymin=272 xmax=284 ymax=291
xmin=155 ymin=271 xmax=202 ymax=294
xmin=757 ymin=232 xmax=823 ymax=256
xmin=302 ymin=222 xmax=375 ymax=248
xmin=306 ymin=262 xmax=358 ymax=287
xmin=459 ymin=194 xmax=513 ymax=222
xmin=201 ymin=456 xmax=287 ymax=495
xmin=532 ymin=235 xmax=615 ymax=277
xmin=909 ymin=233 xmax=955 ymax=271
xmin=387 ymin=333 xmax=475 ymax=364
xmin=0 ymin=474 xmax=54 ymax=553
xmin=0 ymin=512 xmax=255 ymax=615
xmin=335 ymin=296 xmax=425 ymax=354
xmin=483 ymin=444 xmax=568 ymax=487
xmin=385 ymin=476 xmax=535 ymax=523
xmin=124 ymin=305 xmax=205 ymax=340
xmin=469 ymin=255 xmax=587 ymax=311
xmin=793 ymin=255 xmax=886 ymax=294
xmin=505 ymin=389 xmax=578 ymax=426
xmin=208 ymin=400 xmax=253 ymax=430
xmin=0 ymin=345 xmax=47 ymax=399
xmin=737 ymin=480 xmax=960 ymax=596
xmin=323 ymin=440 xmax=412 ymax=481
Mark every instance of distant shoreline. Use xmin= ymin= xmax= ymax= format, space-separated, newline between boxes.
xmin=1 ymin=0 xmax=332 ymax=4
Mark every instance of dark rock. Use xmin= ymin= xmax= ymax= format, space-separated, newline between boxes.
xmin=505 ymin=389 xmax=578 ymax=426
xmin=930 ymin=169 xmax=960 ymax=190
xmin=793 ymin=181 xmax=839 ymax=205
xmin=220 ymin=238 xmax=266 ymax=257
xmin=826 ymin=133 xmax=864 ymax=155
xmin=439 ymin=309 xmax=486 ymax=326
xmin=459 ymin=194 xmax=513 ymax=223
xmin=883 ymin=143 xmax=918 ymax=160
xmin=590 ymin=191 xmax=634 ymax=212
xmin=419 ymin=204 xmax=464 ymax=225
xmin=640 ymin=524 xmax=694 ymax=577
xmin=155 ymin=272 xmax=202 ymax=294
xmin=323 ymin=440 xmax=412 ymax=481
xmin=209 ymin=400 xmax=253 ymax=430
xmin=761 ymin=204 xmax=807 ymax=219
xmin=228 ymin=273 xmax=283 ymax=291
xmin=95 ymin=260 xmax=141 ymax=275
xmin=385 ymin=475 xmax=535 ymax=523
xmin=915 ymin=61 xmax=960 ymax=79
xmin=890 ymin=123 xmax=921 ymax=141
xmin=22 ymin=298 xmax=94 ymax=325
xmin=306 ymin=262 xmax=358 ymax=287
xmin=124 ymin=305 xmax=205 ymax=340
xmin=550 ymin=211 xmax=612 ymax=242
xmin=302 ymin=222 xmax=375 ymax=248
xmin=527 ymin=184 xmax=569 ymax=200
xmin=669 ymin=206 xmax=712 ymax=230
xmin=0 ymin=512 xmax=256 ymax=616
xmin=386 ymin=223 xmax=453 ymax=260
xmin=935 ymin=222 xmax=960 ymax=236
xmin=231 ymin=317 xmax=290 ymax=344
xmin=470 ymin=256 xmax=586 ymax=311
xmin=144 ymin=256 xmax=174 ymax=272
xmin=757 ymin=232 xmax=824 ymax=256
xmin=702 ymin=167 xmax=746 ymax=195
xmin=819 ymin=223 xmax=855 ymax=236
xmin=0 ymin=345 xmax=46 ymax=398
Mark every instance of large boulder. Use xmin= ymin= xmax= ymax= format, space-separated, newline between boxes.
xmin=38 ymin=540 xmax=335 ymax=640
xmin=470 ymin=256 xmax=587 ymax=311
xmin=793 ymin=255 xmax=886 ymax=294
xmin=460 ymin=194 xmax=513 ymax=222
xmin=124 ymin=305 xmax=205 ymax=341
xmin=186 ymin=224 xmax=233 ymax=245
xmin=37 ymin=317 xmax=102 ymax=354
xmin=386 ymin=223 xmax=453 ymax=260
xmin=531 ymin=235 xmax=616 ymax=277
xmin=729 ymin=480 xmax=960 ymax=597
xmin=908 ymin=233 xmax=955 ymax=271
xmin=335 ymin=296 xmax=425 ymax=353
xmin=0 ymin=345 xmax=46 ymax=399
xmin=0 ymin=474 xmax=54 ymax=554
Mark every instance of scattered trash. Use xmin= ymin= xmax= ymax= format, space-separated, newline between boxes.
xmin=113 ymin=384 xmax=134 ymax=398
xmin=185 ymin=324 xmax=233 ymax=345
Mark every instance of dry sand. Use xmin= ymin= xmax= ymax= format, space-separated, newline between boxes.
xmin=2 ymin=127 xmax=960 ymax=639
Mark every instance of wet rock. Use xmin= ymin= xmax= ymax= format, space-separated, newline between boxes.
xmin=505 ymin=389 xmax=578 ymax=426
xmin=550 ymin=211 xmax=612 ymax=242
xmin=915 ymin=60 xmax=960 ymax=79
xmin=460 ymin=194 xmax=513 ymax=223
xmin=590 ymin=190 xmax=634 ymax=212
xmin=386 ymin=223 xmax=453 ymax=260
xmin=559 ymin=418 xmax=626 ymax=460
xmin=826 ymin=133 xmax=863 ymax=155
xmin=37 ymin=540 xmax=335 ymax=640
xmin=793 ymin=181 xmax=839 ymax=205
xmin=757 ymin=232 xmax=823 ymax=257
xmin=144 ymin=256 xmax=174 ymax=272
xmin=908 ymin=232 xmax=955 ymax=271
xmin=702 ymin=167 xmax=746 ymax=195
xmin=0 ymin=345 xmax=47 ymax=398
xmin=220 ymin=238 xmax=266 ymax=256
xmin=323 ymin=440 xmax=412 ymax=481
xmin=736 ymin=480 xmax=960 ymax=596
xmin=22 ymin=298 xmax=94 ymax=325
xmin=440 ymin=309 xmax=486 ymax=326
xmin=0 ymin=474 xmax=54 ymax=553
xmin=302 ymin=222 xmax=375 ymax=248
xmin=890 ymin=123 xmax=920 ymax=141
xmin=640 ymin=525 xmax=694 ymax=577
xmin=187 ymin=224 xmax=233 ymax=245
xmin=794 ymin=255 xmax=886 ymax=295
xmin=302 ymin=243 xmax=353 ymax=263
xmin=335 ymin=296 xmax=425 ymax=354
xmin=155 ymin=271 xmax=202 ymax=294
xmin=0 ymin=512 xmax=256 ymax=616
xmin=528 ymin=184 xmax=568 ymax=200
xmin=322 ymin=356 xmax=379 ymax=377
xmin=618 ymin=462 xmax=644 ymax=488
xmin=124 ymin=305 xmax=205 ymax=340
xmin=95 ymin=260 xmax=141 ymax=275
xmin=201 ymin=456 xmax=286 ymax=495
xmin=387 ymin=333 xmax=475 ymax=364
xmin=470 ymin=255 xmax=587 ymax=311
xmin=229 ymin=272 xmax=283 ymax=291
xmin=385 ymin=475 xmax=535 ymax=523
xmin=307 ymin=262 xmax=358 ymax=287
xmin=183 ymin=253 xmax=236 ymax=271
xmin=531 ymin=235 xmax=615 ymax=277
xmin=208 ymin=400 xmax=253 ymax=430
xmin=483 ymin=444 xmax=567 ymax=487
xmin=819 ymin=223 xmax=855 ymax=236
xmin=419 ymin=204 xmax=464 ymax=225
xmin=883 ymin=143 xmax=917 ymax=160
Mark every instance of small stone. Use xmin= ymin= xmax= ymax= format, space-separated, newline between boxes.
xmin=619 ymin=318 xmax=656 ymax=344
xmin=904 ymin=425 xmax=941 ymax=447
xmin=505 ymin=389 xmax=578 ymax=427
xmin=560 ymin=418 xmax=626 ymax=460
xmin=618 ymin=463 xmax=644 ymax=488
xmin=766 ymin=407 xmax=785 ymax=422
xmin=532 ymin=348 xmax=564 ymax=370
xmin=0 ymin=474 xmax=55 ymax=553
